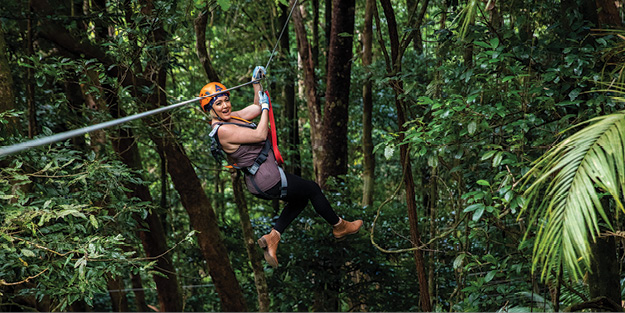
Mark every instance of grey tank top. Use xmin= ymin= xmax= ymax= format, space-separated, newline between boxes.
xmin=228 ymin=141 xmax=281 ymax=194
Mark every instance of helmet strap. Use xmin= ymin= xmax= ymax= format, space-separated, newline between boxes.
xmin=211 ymin=106 xmax=223 ymax=121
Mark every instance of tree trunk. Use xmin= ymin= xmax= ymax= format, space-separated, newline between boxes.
xmin=79 ymin=70 xmax=108 ymax=154
xmin=426 ymin=166 xmax=438 ymax=306
xmin=596 ymin=0 xmax=622 ymax=27
xmin=406 ymin=0 xmax=427 ymax=54
xmin=67 ymin=2 xmax=185 ymax=308
xmin=308 ymin=0 xmax=356 ymax=309
xmin=361 ymin=0 xmax=374 ymax=207
xmin=231 ymin=171 xmax=270 ymax=311
xmin=588 ymin=235 xmax=621 ymax=305
xmin=580 ymin=0 xmax=600 ymax=26
xmin=486 ymin=0 xmax=502 ymax=30
xmin=109 ymin=106 xmax=184 ymax=312
xmin=141 ymin=0 xmax=247 ymax=308
xmin=312 ymin=0 xmax=320 ymax=67
xmin=311 ymin=257 xmax=341 ymax=312
xmin=319 ymin=0 xmax=355 ymax=187
xmin=413 ymin=0 xmax=430 ymax=55
xmin=463 ymin=41 xmax=473 ymax=68
xmin=378 ymin=0 xmax=432 ymax=310
xmin=106 ymin=275 xmax=129 ymax=312
xmin=407 ymin=0 xmax=419 ymax=51
xmin=293 ymin=1 xmax=324 ymax=181
xmin=279 ymin=2 xmax=301 ymax=176
xmin=152 ymin=134 xmax=247 ymax=311
xmin=396 ymin=85 xmax=432 ymax=312
xmin=195 ymin=9 xmax=221 ymax=82
xmin=130 ymin=273 xmax=150 ymax=312
xmin=26 ymin=1 xmax=37 ymax=138
xmin=324 ymin=0 xmax=332 ymax=60
xmin=0 ymin=19 xmax=18 ymax=135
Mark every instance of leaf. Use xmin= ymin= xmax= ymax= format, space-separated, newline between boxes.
xmin=485 ymin=270 xmax=496 ymax=283
xmin=490 ymin=37 xmax=500 ymax=49
xmin=477 ymin=180 xmax=490 ymax=186
xmin=472 ymin=206 xmax=485 ymax=221
xmin=216 ymin=0 xmax=231 ymax=10
xmin=492 ymin=151 xmax=503 ymax=167
xmin=473 ymin=41 xmax=491 ymax=49
xmin=568 ymin=88 xmax=581 ymax=100
xmin=481 ymin=150 xmax=498 ymax=160
xmin=36 ymin=75 xmax=46 ymax=87
xmin=453 ymin=253 xmax=465 ymax=269
xmin=468 ymin=121 xmax=477 ymax=135
xmin=384 ymin=145 xmax=395 ymax=160
xmin=89 ymin=215 xmax=99 ymax=229
xmin=502 ymin=76 xmax=516 ymax=83
xmin=464 ymin=203 xmax=484 ymax=212
xmin=21 ymin=249 xmax=36 ymax=257
xmin=418 ymin=96 xmax=434 ymax=105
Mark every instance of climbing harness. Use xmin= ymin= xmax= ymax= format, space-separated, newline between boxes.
xmin=0 ymin=0 xmax=299 ymax=158
xmin=209 ymin=116 xmax=287 ymax=199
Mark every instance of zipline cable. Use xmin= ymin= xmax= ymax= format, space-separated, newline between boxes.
xmin=265 ymin=0 xmax=298 ymax=71
xmin=0 ymin=80 xmax=257 ymax=157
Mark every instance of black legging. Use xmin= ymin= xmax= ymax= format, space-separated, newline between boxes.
xmin=255 ymin=173 xmax=340 ymax=233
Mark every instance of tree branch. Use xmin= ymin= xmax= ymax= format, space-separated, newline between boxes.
xmin=194 ymin=9 xmax=220 ymax=82
xmin=0 ymin=268 xmax=48 ymax=286
xmin=564 ymin=296 xmax=624 ymax=312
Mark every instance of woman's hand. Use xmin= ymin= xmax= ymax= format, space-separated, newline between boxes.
xmin=252 ymin=66 xmax=266 ymax=83
xmin=259 ymin=91 xmax=269 ymax=111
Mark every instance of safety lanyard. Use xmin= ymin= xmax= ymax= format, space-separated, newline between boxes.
xmin=264 ymin=91 xmax=284 ymax=165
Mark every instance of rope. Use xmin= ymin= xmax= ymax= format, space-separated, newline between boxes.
xmin=0 ymin=0 xmax=301 ymax=158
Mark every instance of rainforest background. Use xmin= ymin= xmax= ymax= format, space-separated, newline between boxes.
xmin=1 ymin=0 xmax=625 ymax=311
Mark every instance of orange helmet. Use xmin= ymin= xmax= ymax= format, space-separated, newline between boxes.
xmin=199 ymin=82 xmax=230 ymax=112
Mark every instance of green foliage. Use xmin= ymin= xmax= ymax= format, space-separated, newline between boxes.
xmin=521 ymin=111 xmax=625 ymax=282
xmin=1 ymin=0 xmax=624 ymax=311
xmin=0 ymin=148 xmax=150 ymax=310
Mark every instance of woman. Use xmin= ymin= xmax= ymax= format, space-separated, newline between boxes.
xmin=199 ymin=66 xmax=362 ymax=268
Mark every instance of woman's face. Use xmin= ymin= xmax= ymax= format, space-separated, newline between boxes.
xmin=212 ymin=95 xmax=231 ymax=120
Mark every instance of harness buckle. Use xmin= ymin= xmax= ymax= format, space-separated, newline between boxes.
xmin=247 ymin=163 xmax=260 ymax=175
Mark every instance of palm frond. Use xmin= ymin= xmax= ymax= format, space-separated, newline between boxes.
xmin=520 ymin=111 xmax=625 ymax=282
xmin=452 ymin=0 xmax=479 ymax=40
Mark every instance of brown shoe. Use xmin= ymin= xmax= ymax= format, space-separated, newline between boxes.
xmin=332 ymin=218 xmax=363 ymax=239
xmin=257 ymin=229 xmax=281 ymax=268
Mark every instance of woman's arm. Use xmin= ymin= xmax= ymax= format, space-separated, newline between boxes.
xmin=221 ymin=108 xmax=269 ymax=145
xmin=219 ymin=92 xmax=270 ymax=150
xmin=232 ymin=83 xmax=263 ymax=120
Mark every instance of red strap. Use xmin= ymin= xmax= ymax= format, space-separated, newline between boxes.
xmin=265 ymin=91 xmax=284 ymax=165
